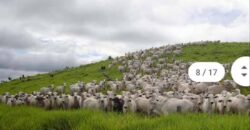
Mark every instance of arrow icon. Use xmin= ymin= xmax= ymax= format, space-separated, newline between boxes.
xmin=242 ymin=73 xmax=247 ymax=77
xmin=241 ymin=66 xmax=247 ymax=69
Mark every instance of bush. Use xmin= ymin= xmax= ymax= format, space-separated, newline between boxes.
xmin=108 ymin=56 xmax=113 ymax=60
xmin=100 ymin=66 xmax=106 ymax=70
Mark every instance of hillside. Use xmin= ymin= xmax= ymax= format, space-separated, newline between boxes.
xmin=0 ymin=42 xmax=250 ymax=130
xmin=0 ymin=42 xmax=249 ymax=94
xmin=0 ymin=60 xmax=123 ymax=94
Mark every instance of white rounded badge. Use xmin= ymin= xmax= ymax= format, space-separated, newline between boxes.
xmin=188 ymin=62 xmax=225 ymax=82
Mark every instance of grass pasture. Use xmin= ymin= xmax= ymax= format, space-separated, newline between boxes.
xmin=177 ymin=42 xmax=250 ymax=63
xmin=0 ymin=60 xmax=122 ymax=94
xmin=0 ymin=104 xmax=249 ymax=130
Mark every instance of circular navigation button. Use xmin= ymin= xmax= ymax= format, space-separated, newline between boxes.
xmin=231 ymin=56 xmax=250 ymax=87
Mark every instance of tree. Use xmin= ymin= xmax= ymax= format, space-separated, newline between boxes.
xmin=100 ymin=66 xmax=106 ymax=70
xmin=108 ymin=56 xmax=113 ymax=60
xmin=50 ymin=73 xmax=54 ymax=78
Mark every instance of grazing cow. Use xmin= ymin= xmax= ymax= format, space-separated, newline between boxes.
xmin=226 ymin=96 xmax=249 ymax=114
xmin=70 ymin=82 xmax=84 ymax=95
xmin=183 ymin=94 xmax=202 ymax=112
xmin=43 ymin=95 xmax=53 ymax=110
xmin=123 ymin=97 xmax=137 ymax=113
xmin=247 ymin=95 xmax=250 ymax=115
xmin=82 ymin=97 xmax=100 ymax=110
xmin=207 ymin=85 xmax=225 ymax=95
xmin=26 ymin=94 xmax=38 ymax=106
xmin=99 ymin=94 xmax=108 ymax=111
xmin=215 ymin=95 xmax=228 ymax=114
xmin=201 ymin=94 xmax=216 ymax=113
xmin=62 ymin=95 xmax=77 ymax=109
xmin=1 ymin=93 xmax=10 ymax=104
xmin=135 ymin=97 xmax=153 ymax=115
xmin=113 ymin=97 xmax=124 ymax=113
xmin=154 ymin=98 xmax=194 ymax=115
xmin=118 ymin=66 xmax=126 ymax=72
xmin=40 ymin=86 xmax=53 ymax=95
xmin=55 ymin=83 xmax=66 ymax=95
xmin=74 ymin=94 xmax=82 ymax=109
xmin=6 ymin=96 xmax=16 ymax=106
xmin=54 ymin=95 xmax=64 ymax=109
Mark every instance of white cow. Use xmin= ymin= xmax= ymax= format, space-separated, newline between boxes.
xmin=82 ymin=97 xmax=100 ymax=109
xmin=135 ymin=97 xmax=153 ymax=115
xmin=227 ymin=96 xmax=249 ymax=114
xmin=215 ymin=95 xmax=228 ymax=114
xmin=201 ymin=94 xmax=216 ymax=113
xmin=123 ymin=96 xmax=137 ymax=113
xmin=152 ymin=97 xmax=194 ymax=115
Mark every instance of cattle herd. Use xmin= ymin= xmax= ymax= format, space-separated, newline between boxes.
xmin=1 ymin=41 xmax=250 ymax=116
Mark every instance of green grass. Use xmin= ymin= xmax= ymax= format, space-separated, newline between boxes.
xmin=0 ymin=42 xmax=250 ymax=130
xmin=0 ymin=60 xmax=122 ymax=94
xmin=0 ymin=104 xmax=249 ymax=130
xmin=177 ymin=42 xmax=250 ymax=63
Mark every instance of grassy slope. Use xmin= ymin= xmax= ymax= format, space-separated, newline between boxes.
xmin=177 ymin=42 xmax=250 ymax=63
xmin=0 ymin=42 xmax=250 ymax=130
xmin=0 ymin=60 xmax=122 ymax=94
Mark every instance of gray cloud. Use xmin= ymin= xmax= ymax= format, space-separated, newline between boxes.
xmin=0 ymin=0 xmax=248 ymax=81
xmin=0 ymin=48 xmax=79 ymax=72
xmin=0 ymin=0 xmax=167 ymax=44
xmin=0 ymin=28 xmax=38 ymax=49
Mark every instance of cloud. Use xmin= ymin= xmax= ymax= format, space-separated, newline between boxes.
xmin=0 ymin=28 xmax=39 ymax=49
xmin=0 ymin=48 xmax=79 ymax=72
xmin=0 ymin=0 xmax=248 ymax=81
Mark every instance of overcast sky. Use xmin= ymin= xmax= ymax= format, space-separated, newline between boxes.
xmin=0 ymin=0 xmax=249 ymax=81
